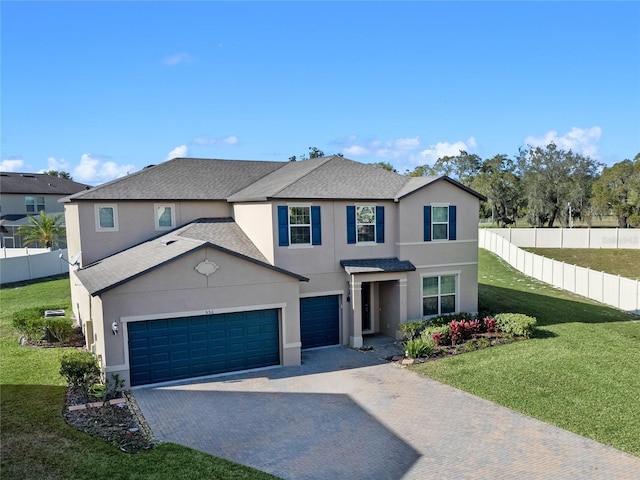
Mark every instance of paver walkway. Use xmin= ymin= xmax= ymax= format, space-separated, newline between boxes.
xmin=133 ymin=337 xmax=640 ymax=479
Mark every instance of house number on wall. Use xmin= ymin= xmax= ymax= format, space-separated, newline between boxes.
xmin=195 ymin=260 xmax=219 ymax=276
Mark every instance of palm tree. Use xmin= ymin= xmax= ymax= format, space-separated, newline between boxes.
xmin=16 ymin=211 xmax=65 ymax=249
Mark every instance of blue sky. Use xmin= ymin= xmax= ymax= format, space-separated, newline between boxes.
xmin=2 ymin=1 xmax=639 ymax=185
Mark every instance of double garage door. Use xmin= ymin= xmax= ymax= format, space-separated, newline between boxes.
xmin=128 ymin=309 xmax=279 ymax=386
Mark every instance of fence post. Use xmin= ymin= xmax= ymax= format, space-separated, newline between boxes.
xmin=26 ymin=250 xmax=33 ymax=280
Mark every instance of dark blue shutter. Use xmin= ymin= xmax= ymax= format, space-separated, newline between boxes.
xmin=375 ymin=206 xmax=384 ymax=243
xmin=449 ymin=205 xmax=457 ymax=240
xmin=423 ymin=206 xmax=431 ymax=242
xmin=311 ymin=206 xmax=321 ymax=245
xmin=278 ymin=206 xmax=289 ymax=246
xmin=346 ymin=206 xmax=356 ymax=244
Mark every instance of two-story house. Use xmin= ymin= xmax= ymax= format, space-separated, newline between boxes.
xmin=62 ymin=156 xmax=484 ymax=387
xmin=0 ymin=172 xmax=90 ymax=247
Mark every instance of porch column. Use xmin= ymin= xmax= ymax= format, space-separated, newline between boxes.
xmin=349 ymin=278 xmax=363 ymax=348
xmin=397 ymin=278 xmax=409 ymax=340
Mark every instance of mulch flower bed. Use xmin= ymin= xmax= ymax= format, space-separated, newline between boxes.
xmin=17 ymin=328 xmax=157 ymax=453
xmin=389 ymin=332 xmax=523 ymax=365
xmin=63 ymin=386 xmax=156 ymax=453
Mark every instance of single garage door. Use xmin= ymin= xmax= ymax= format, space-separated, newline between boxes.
xmin=300 ymin=295 xmax=340 ymax=349
xmin=128 ymin=309 xmax=279 ymax=386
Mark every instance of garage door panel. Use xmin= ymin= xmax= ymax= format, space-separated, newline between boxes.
xmin=190 ymin=331 xmax=208 ymax=343
xmin=128 ymin=309 xmax=280 ymax=386
xmin=300 ymin=296 xmax=340 ymax=349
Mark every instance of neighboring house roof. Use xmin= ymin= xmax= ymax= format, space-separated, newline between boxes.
xmin=62 ymin=155 xmax=486 ymax=204
xmin=340 ymin=257 xmax=416 ymax=275
xmin=76 ymin=218 xmax=307 ymax=296
xmin=63 ymin=158 xmax=284 ymax=202
xmin=0 ymin=172 xmax=90 ymax=195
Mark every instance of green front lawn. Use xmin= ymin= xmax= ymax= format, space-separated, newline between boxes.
xmin=0 ymin=276 xmax=278 ymax=480
xmin=412 ymin=250 xmax=640 ymax=457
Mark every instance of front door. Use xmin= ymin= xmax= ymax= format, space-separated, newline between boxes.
xmin=361 ymin=282 xmax=371 ymax=332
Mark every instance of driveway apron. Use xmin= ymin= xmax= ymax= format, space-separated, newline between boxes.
xmin=133 ymin=341 xmax=640 ymax=479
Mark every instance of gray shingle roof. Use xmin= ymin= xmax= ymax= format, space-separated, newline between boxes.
xmin=63 ymin=155 xmax=485 ymax=204
xmin=339 ymin=257 xmax=416 ymax=275
xmin=76 ymin=218 xmax=307 ymax=295
xmin=228 ymin=156 xmax=412 ymax=201
xmin=0 ymin=172 xmax=90 ymax=195
xmin=64 ymin=158 xmax=285 ymax=202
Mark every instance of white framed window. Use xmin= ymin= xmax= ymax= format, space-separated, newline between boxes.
xmin=432 ymin=205 xmax=449 ymax=240
xmin=421 ymin=274 xmax=458 ymax=317
xmin=25 ymin=196 xmax=45 ymax=213
xmin=289 ymin=205 xmax=311 ymax=245
xmin=356 ymin=206 xmax=376 ymax=243
xmin=95 ymin=205 xmax=118 ymax=231
xmin=155 ymin=204 xmax=175 ymax=230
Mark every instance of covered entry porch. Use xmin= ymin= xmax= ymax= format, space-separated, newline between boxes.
xmin=340 ymin=258 xmax=416 ymax=348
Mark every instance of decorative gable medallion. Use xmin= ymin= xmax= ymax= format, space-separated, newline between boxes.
xmin=195 ymin=260 xmax=219 ymax=276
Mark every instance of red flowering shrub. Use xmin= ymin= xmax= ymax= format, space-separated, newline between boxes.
xmin=483 ymin=316 xmax=497 ymax=332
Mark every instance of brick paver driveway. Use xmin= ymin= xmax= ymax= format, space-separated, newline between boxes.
xmin=133 ymin=339 xmax=639 ymax=479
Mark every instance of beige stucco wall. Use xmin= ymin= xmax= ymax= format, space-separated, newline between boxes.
xmin=261 ymin=189 xmax=479 ymax=334
xmin=93 ymin=247 xmax=301 ymax=387
xmin=271 ymin=200 xmax=398 ymax=281
xmin=69 ymin=200 xmax=231 ymax=265
xmin=233 ymin=203 xmax=275 ymax=264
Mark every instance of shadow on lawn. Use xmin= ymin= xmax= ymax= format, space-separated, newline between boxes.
xmin=479 ymin=283 xmax=637 ymax=328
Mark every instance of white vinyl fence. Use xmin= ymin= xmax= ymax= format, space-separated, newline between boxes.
xmin=0 ymin=248 xmax=69 ymax=285
xmin=485 ymin=227 xmax=640 ymax=249
xmin=479 ymin=229 xmax=640 ymax=316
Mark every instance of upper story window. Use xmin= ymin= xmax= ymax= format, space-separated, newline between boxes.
xmin=422 ymin=274 xmax=457 ymax=317
xmin=347 ymin=205 xmax=385 ymax=244
xmin=155 ymin=204 xmax=175 ymax=230
xmin=278 ymin=205 xmax=321 ymax=247
xmin=356 ymin=206 xmax=376 ymax=243
xmin=25 ymin=196 xmax=45 ymax=213
xmin=423 ymin=205 xmax=457 ymax=241
xmin=289 ymin=206 xmax=311 ymax=245
xmin=95 ymin=205 xmax=118 ymax=231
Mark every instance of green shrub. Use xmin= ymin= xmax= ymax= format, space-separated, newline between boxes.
xmin=12 ymin=308 xmax=47 ymax=342
xmin=421 ymin=325 xmax=451 ymax=345
xmin=404 ymin=336 xmax=436 ymax=358
xmin=44 ymin=316 xmax=73 ymax=343
xmin=494 ymin=313 xmax=537 ymax=338
xmin=12 ymin=305 xmax=70 ymax=342
xmin=60 ymin=351 xmax=100 ymax=388
xmin=430 ymin=312 xmax=476 ymax=327
xmin=400 ymin=320 xmax=429 ymax=340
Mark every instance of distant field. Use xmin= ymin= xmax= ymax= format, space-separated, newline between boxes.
xmin=523 ymin=248 xmax=640 ymax=280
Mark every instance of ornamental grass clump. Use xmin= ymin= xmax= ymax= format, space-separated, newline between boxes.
xmin=405 ymin=336 xmax=436 ymax=359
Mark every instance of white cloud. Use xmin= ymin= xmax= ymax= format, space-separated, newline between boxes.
xmin=416 ymin=137 xmax=477 ymax=164
xmin=192 ymin=135 xmax=239 ymax=146
xmin=344 ymin=145 xmax=370 ymax=156
xmin=0 ymin=158 xmax=24 ymax=172
xmin=166 ymin=145 xmax=189 ymax=161
xmin=338 ymin=136 xmax=421 ymax=159
xmin=524 ymin=126 xmax=602 ymax=158
xmin=46 ymin=156 xmax=71 ymax=171
xmin=162 ymin=53 xmax=193 ymax=66
xmin=73 ymin=154 xmax=135 ymax=184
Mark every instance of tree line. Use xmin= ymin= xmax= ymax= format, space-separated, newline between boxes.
xmin=400 ymin=144 xmax=639 ymax=228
